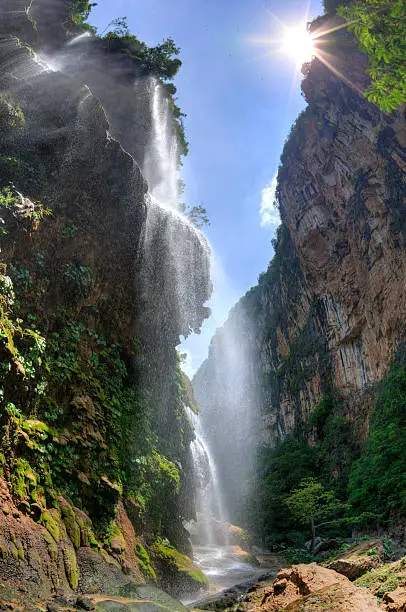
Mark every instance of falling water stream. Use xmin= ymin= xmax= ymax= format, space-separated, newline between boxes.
xmin=142 ymin=78 xmax=265 ymax=600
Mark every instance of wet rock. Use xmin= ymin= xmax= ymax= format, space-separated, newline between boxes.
xmin=76 ymin=548 xmax=130 ymax=595
xmin=76 ymin=597 xmax=95 ymax=611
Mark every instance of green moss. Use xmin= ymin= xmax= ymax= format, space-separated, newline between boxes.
xmin=136 ymin=543 xmax=157 ymax=581
xmin=60 ymin=499 xmax=81 ymax=550
xmin=104 ymin=521 xmax=126 ymax=553
xmin=10 ymin=458 xmax=37 ymax=501
xmin=355 ymin=559 xmax=406 ymax=598
xmin=151 ymin=540 xmax=208 ymax=586
xmin=62 ymin=543 xmax=79 ymax=590
xmin=39 ymin=510 xmax=60 ymax=542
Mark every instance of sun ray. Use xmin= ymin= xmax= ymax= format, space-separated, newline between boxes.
xmin=314 ymin=49 xmax=364 ymax=97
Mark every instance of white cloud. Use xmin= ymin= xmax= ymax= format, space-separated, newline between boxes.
xmin=260 ymin=174 xmax=281 ymax=227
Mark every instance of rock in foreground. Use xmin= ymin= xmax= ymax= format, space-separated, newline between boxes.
xmin=243 ymin=563 xmax=381 ymax=611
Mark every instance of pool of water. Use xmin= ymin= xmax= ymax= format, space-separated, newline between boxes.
xmin=182 ymin=545 xmax=268 ymax=605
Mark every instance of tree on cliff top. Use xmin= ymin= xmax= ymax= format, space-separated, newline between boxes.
xmin=338 ymin=0 xmax=406 ymax=112
xmin=286 ymin=478 xmax=345 ymax=552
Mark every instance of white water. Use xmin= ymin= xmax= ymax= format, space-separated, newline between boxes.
xmin=192 ymin=546 xmax=265 ymax=595
xmin=142 ymin=69 xmax=262 ymax=600
xmin=187 ymin=408 xmax=228 ymax=546
xmin=67 ymin=32 xmax=93 ymax=46
xmin=142 ymin=78 xmax=211 ymax=339
xmin=143 ymin=78 xmax=179 ymax=209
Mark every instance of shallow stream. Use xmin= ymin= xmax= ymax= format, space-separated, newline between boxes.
xmin=182 ymin=545 xmax=269 ymax=605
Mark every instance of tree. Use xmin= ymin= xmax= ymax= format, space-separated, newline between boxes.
xmin=323 ymin=0 xmax=352 ymax=14
xmin=338 ymin=0 xmax=406 ymax=112
xmin=348 ymin=365 xmax=406 ymax=521
xmin=285 ymin=478 xmax=345 ymax=552
xmin=179 ymin=203 xmax=210 ymax=228
xmin=71 ymin=0 xmax=97 ymax=29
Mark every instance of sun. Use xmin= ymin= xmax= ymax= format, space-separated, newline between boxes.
xmin=281 ymin=25 xmax=315 ymax=64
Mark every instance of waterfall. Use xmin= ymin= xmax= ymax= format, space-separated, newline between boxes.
xmin=143 ymin=77 xmax=179 ymax=209
xmin=140 ymin=77 xmax=211 ymax=341
xmin=187 ymin=408 xmax=228 ymax=546
xmin=193 ymin=306 xmax=259 ymax=529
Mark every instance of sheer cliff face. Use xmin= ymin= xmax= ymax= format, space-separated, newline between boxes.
xmin=0 ymin=1 xmax=211 ymax=598
xmin=194 ymin=29 xmax=406 ymax=451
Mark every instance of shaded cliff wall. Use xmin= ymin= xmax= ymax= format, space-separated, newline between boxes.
xmin=194 ymin=21 xmax=406 ymax=523
xmin=0 ymin=0 xmax=211 ymax=598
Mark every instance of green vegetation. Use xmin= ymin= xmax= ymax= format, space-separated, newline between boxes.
xmin=355 ymin=558 xmax=406 ymax=599
xmin=136 ymin=542 xmax=157 ymax=581
xmin=338 ymin=0 xmax=406 ymax=112
xmin=253 ymin=437 xmax=320 ymax=545
xmin=179 ymin=204 xmax=210 ymax=228
xmin=348 ymin=364 xmax=406 ymax=523
xmin=255 ymin=356 xmax=406 ymax=548
xmin=0 ymin=258 xmax=188 ymax=549
xmin=0 ymin=95 xmax=25 ymax=130
xmin=71 ymin=0 xmax=97 ymax=32
xmin=104 ymin=25 xmax=182 ymax=82
xmin=285 ymin=478 xmax=346 ymax=551
xmin=63 ymin=263 xmax=92 ymax=301
xmin=151 ymin=539 xmax=208 ymax=587
xmin=323 ymin=0 xmax=352 ymax=13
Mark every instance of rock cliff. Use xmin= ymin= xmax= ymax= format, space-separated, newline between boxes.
xmin=193 ymin=18 xmax=406 ymax=525
xmin=0 ymin=0 xmax=210 ymax=601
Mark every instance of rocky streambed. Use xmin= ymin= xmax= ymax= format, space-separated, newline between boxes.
xmin=190 ymin=540 xmax=406 ymax=611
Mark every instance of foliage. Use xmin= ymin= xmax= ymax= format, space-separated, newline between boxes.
xmin=99 ymin=20 xmax=188 ymax=156
xmin=103 ymin=30 xmax=182 ymax=82
xmin=285 ymin=478 xmax=345 ymax=531
xmin=338 ymin=0 xmax=406 ymax=112
xmin=348 ymin=364 xmax=406 ymax=520
xmin=284 ymin=547 xmax=319 ymax=564
xmin=0 ymin=95 xmax=25 ymax=130
xmin=355 ymin=558 xmax=406 ymax=599
xmin=62 ymin=223 xmax=78 ymax=239
xmin=63 ymin=263 xmax=92 ymax=301
xmin=71 ymin=0 xmax=97 ymax=32
xmin=179 ymin=203 xmax=210 ymax=228
xmin=253 ymin=437 xmax=319 ymax=543
xmin=311 ymin=392 xmax=357 ymax=497
xmin=323 ymin=0 xmax=352 ymax=13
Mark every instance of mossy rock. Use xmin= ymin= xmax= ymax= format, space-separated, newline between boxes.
xmin=74 ymin=507 xmax=99 ymax=549
xmin=327 ymin=539 xmax=384 ymax=580
xmin=62 ymin=539 xmax=79 ymax=590
xmin=105 ymin=522 xmax=126 ymax=554
xmin=39 ymin=509 xmax=65 ymax=543
xmin=355 ymin=557 xmax=406 ymax=598
xmin=135 ymin=543 xmax=156 ymax=582
xmin=119 ymin=583 xmax=187 ymax=611
xmin=150 ymin=540 xmax=208 ymax=597
xmin=59 ymin=497 xmax=81 ymax=550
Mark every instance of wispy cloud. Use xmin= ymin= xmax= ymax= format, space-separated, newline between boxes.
xmin=260 ymin=174 xmax=280 ymax=227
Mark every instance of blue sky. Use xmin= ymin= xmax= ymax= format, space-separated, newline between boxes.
xmin=89 ymin=0 xmax=323 ymax=375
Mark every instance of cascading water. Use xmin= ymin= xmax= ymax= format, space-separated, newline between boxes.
xmin=143 ymin=77 xmax=179 ymax=209
xmin=187 ymin=408 xmax=228 ymax=546
xmin=140 ymin=70 xmax=265 ymax=602
xmin=141 ymin=78 xmax=211 ymax=340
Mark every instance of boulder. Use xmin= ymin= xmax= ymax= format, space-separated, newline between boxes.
xmin=327 ymin=539 xmax=384 ymax=580
xmin=383 ymin=586 xmax=406 ymax=611
xmin=244 ymin=563 xmax=381 ymax=611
